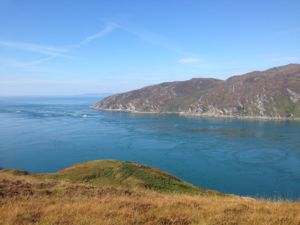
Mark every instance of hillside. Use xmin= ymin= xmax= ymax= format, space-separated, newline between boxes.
xmin=92 ymin=64 xmax=300 ymax=119
xmin=39 ymin=160 xmax=212 ymax=194
xmin=1 ymin=160 xmax=300 ymax=225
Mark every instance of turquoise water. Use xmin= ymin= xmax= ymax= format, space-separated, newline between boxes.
xmin=1 ymin=96 xmax=300 ymax=199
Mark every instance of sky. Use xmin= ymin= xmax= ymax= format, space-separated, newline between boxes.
xmin=0 ymin=0 xmax=300 ymax=96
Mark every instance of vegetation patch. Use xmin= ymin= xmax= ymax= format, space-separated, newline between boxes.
xmin=276 ymin=95 xmax=298 ymax=117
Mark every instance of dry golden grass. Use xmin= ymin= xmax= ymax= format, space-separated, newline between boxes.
xmin=1 ymin=172 xmax=300 ymax=225
xmin=1 ymin=160 xmax=300 ymax=225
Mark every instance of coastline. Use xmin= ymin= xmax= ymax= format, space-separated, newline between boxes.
xmin=90 ymin=106 xmax=300 ymax=121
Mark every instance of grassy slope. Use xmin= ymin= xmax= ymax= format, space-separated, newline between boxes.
xmin=1 ymin=160 xmax=300 ymax=225
xmin=34 ymin=160 xmax=214 ymax=195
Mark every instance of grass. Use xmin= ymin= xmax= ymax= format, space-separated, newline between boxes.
xmin=1 ymin=160 xmax=300 ymax=225
xmin=43 ymin=160 xmax=213 ymax=194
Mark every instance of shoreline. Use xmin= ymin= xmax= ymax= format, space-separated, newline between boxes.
xmin=90 ymin=106 xmax=300 ymax=121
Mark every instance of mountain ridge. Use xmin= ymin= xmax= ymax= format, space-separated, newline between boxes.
xmin=92 ymin=64 xmax=300 ymax=119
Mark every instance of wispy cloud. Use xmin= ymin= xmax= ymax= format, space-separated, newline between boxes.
xmin=19 ymin=56 xmax=56 ymax=67
xmin=128 ymin=29 xmax=187 ymax=54
xmin=122 ymin=25 xmax=198 ymax=58
xmin=76 ymin=23 xmax=118 ymax=47
xmin=1 ymin=22 xmax=201 ymax=69
xmin=0 ymin=56 xmax=71 ymax=75
xmin=0 ymin=57 xmax=27 ymax=68
xmin=177 ymin=57 xmax=201 ymax=64
xmin=0 ymin=41 xmax=69 ymax=58
xmin=121 ymin=25 xmax=203 ymax=66
xmin=0 ymin=22 xmax=117 ymax=68
xmin=270 ymin=56 xmax=300 ymax=62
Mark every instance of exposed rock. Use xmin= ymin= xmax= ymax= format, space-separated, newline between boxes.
xmin=287 ymin=88 xmax=300 ymax=103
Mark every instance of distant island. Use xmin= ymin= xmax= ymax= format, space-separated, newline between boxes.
xmin=92 ymin=64 xmax=300 ymax=119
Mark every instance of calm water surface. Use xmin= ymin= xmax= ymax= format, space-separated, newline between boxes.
xmin=1 ymin=96 xmax=300 ymax=199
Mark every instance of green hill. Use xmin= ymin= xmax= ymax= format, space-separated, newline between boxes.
xmin=34 ymin=160 xmax=212 ymax=194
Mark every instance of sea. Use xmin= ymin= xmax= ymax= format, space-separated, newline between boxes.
xmin=0 ymin=96 xmax=300 ymax=199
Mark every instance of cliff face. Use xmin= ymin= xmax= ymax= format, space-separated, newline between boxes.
xmin=92 ymin=64 xmax=300 ymax=118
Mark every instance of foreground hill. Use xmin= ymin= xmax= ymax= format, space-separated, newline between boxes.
xmin=42 ymin=160 xmax=211 ymax=194
xmin=92 ymin=64 xmax=300 ymax=119
xmin=1 ymin=160 xmax=300 ymax=225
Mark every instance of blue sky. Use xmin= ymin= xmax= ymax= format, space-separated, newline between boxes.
xmin=0 ymin=0 xmax=300 ymax=96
